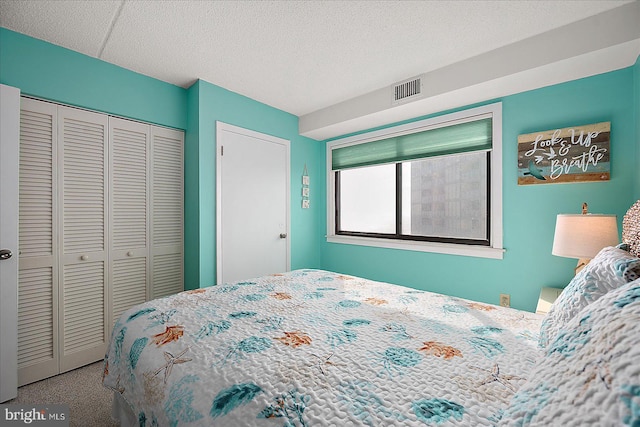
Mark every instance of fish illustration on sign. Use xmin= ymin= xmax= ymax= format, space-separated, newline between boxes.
xmin=524 ymin=161 xmax=546 ymax=181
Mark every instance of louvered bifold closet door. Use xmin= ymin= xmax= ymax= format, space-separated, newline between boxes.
xmin=109 ymin=118 xmax=149 ymax=329
xmin=58 ymin=106 xmax=108 ymax=373
xmin=150 ymin=127 xmax=184 ymax=299
xmin=17 ymin=98 xmax=59 ymax=386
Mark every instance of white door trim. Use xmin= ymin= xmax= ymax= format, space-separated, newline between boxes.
xmin=0 ymin=84 xmax=20 ymax=402
xmin=215 ymin=122 xmax=290 ymax=285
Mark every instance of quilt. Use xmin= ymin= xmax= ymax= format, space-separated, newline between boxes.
xmin=103 ymin=269 xmax=543 ymax=426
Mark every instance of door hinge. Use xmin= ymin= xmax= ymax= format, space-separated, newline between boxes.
xmin=221 ymin=146 xmax=224 ymax=156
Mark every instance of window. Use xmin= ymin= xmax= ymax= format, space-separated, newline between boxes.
xmin=327 ymin=103 xmax=503 ymax=259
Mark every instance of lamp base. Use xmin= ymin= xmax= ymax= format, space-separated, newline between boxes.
xmin=575 ymin=258 xmax=590 ymax=274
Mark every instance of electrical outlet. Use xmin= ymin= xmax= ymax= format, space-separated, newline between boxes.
xmin=499 ymin=293 xmax=510 ymax=307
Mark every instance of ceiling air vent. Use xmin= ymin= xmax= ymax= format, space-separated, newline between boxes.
xmin=391 ymin=75 xmax=424 ymax=105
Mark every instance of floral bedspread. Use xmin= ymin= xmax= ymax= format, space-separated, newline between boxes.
xmin=103 ymin=269 xmax=543 ymax=426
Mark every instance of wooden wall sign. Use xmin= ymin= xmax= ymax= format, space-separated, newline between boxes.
xmin=517 ymin=122 xmax=610 ymax=185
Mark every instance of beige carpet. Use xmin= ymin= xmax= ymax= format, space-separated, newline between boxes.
xmin=6 ymin=362 xmax=117 ymax=426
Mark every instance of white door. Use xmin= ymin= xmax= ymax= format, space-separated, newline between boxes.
xmin=109 ymin=118 xmax=150 ymax=328
xmin=58 ymin=106 xmax=108 ymax=373
xmin=17 ymin=98 xmax=59 ymax=386
xmin=216 ymin=122 xmax=290 ymax=284
xmin=0 ymin=84 xmax=20 ymax=402
xmin=150 ymin=126 xmax=184 ymax=299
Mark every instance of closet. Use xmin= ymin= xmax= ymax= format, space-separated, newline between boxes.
xmin=17 ymin=98 xmax=184 ymax=385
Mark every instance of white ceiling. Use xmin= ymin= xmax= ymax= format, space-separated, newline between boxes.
xmin=1 ymin=0 xmax=639 ymax=139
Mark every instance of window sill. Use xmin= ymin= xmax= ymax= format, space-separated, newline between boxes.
xmin=326 ymin=235 xmax=505 ymax=259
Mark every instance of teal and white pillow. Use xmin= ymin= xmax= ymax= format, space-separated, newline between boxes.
xmin=538 ymin=246 xmax=639 ymax=348
xmin=500 ymin=278 xmax=640 ymax=426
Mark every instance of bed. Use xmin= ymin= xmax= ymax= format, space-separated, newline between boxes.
xmin=103 ymin=201 xmax=640 ymax=426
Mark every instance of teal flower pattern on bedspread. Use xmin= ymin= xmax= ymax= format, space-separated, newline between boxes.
xmin=210 ymin=383 xmax=263 ymax=419
xmin=102 ymin=269 xmax=543 ymax=426
xmin=412 ymin=398 xmax=465 ymax=424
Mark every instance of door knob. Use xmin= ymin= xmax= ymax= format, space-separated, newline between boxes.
xmin=279 ymin=233 xmax=287 ymax=239
xmin=0 ymin=249 xmax=12 ymax=260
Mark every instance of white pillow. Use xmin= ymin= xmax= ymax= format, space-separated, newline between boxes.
xmin=499 ymin=278 xmax=640 ymax=426
xmin=499 ymin=279 xmax=640 ymax=427
xmin=538 ymin=246 xmax=639 ymax=348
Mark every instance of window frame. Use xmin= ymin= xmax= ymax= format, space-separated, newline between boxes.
xmin=326 ymin=102 xmax=504 ymax=259
xmin=335 ymin=156 xmax=491 ymax=245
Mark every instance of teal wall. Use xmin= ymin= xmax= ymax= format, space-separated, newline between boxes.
xmin=0 ymin=28 xmax=323 ymax=292
xmin=186 ymin=80 xmax=323 ymax=289
xmin=184 ymin=83 xmax=201 ymax=290
xmin=0 ymin=28 xmax=186 ymax=129
xmin=634 ymin=55 xmax=640 ymax=200
xmin=321 ymin=67 xmax=637 ymax=312
xmin=2 ymin=27 xmax=637 ymax=310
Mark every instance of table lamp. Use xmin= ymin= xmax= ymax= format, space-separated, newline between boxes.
xmin=552 ymin=203 xmax=619 ymax=273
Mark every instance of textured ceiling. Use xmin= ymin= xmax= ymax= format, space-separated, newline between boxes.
xmin=0 ymin=0 xmax=634 ymax=117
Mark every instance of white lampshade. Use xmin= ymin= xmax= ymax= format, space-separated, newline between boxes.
xmin=552 ymin=214 xmax=619 ymax=259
